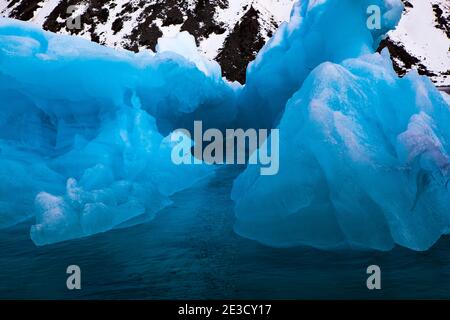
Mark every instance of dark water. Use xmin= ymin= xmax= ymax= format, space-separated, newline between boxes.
xmin=1 ymin=167 xmax=450 ymax=299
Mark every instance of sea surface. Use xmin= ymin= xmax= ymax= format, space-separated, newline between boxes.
xmin=1 ymin=167 xmax=450 ymax=299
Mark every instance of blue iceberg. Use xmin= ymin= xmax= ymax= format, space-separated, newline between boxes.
xmin=235 ymin=0 xmax=403 ymax=130
xmin=0 ymin=20 xmax=216 ymax=244
xmin=232 ymin=0 xmax=450 ymax=251
xmin=233 ymin=53 xmax=450 ymax=251
xmin=0 ymin=0 xmax=449 ymax=250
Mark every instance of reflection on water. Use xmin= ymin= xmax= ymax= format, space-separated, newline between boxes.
xmin=0 ymin=167 xmax=449 ymax=299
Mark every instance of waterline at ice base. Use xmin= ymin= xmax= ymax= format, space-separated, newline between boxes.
xmin=0 ymin=0 xmax=449 ymax=251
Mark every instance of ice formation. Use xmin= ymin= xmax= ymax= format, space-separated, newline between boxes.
xmin=232 ymin=0 xmax=450 ymax=251
xmin=235 ymin=0 xmax=404 ymax=130
xmin=0 ymin=0 xmax=449 ymax=250
xmin=0 ymin=20 xmax=217 ymax=244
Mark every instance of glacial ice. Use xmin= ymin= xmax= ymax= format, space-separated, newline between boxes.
xmin=0 ymin=0 xmax=449 ymax=250
xmin=235 ymin=0 xmax=404 ymax=130
xmin=232 ymin=0 xmax=450 ymax=251
xmin=232 ymin=52 xmax=450 ymax=251
xmin=0 ymin=20 xmax=215 ymax=244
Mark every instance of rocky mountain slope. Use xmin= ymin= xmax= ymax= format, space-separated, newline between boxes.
xmin=380 ymin=0 xmax=449 ymax=87
xmin=0 ymin=0 xmax=448 ymax=85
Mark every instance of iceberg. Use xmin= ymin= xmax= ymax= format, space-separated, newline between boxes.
xmin=0 ymin=19 xmax=216 ymax=244
xmin=235 ymin=0 xmax=404 ymax=130
xmin=232 ymin=0 xmax=450 ymax=251
xmin=0 ymin=0 xmax=449 ymax=251
xmin=233 ymin=53 xmax=450 ymax=251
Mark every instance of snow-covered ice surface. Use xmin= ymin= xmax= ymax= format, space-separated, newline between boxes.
xmin=0 ymin=0 xmax=449 ymax=250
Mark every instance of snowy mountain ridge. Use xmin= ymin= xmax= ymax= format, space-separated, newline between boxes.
xmin=0 ymin=0 xmax=448 ymax=85
xmin=0 ymin=0 xmax=294 ymax=83
xmin=380 ymin=0 xmax=449 ymax=86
